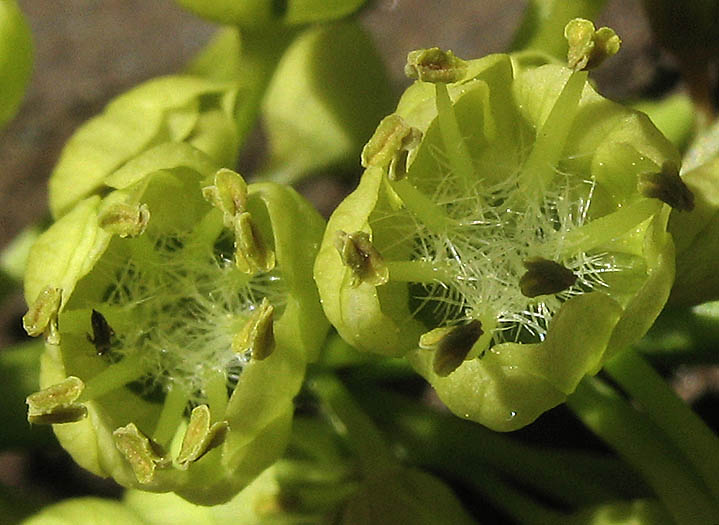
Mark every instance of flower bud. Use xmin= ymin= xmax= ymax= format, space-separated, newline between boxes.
xmin=24 ymin=145 xmax=328 ymax=503
xmin=48 ymin=76 xmax=243 ymax=218
xmin=315 ymin=50 xmax=678 ymax=430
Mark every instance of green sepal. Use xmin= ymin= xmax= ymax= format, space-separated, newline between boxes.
xmin=0 ymin=0 xmax=32 ymax=128
xmin=315 ymin=166 xmax=425 ymax=357
xmin=174 ymin=0 xmax=366 ymax=27
xmin=409 ymin=293 xmax=622 ymax=431
xmin=24 ymin=197 xmax=112 ymax=310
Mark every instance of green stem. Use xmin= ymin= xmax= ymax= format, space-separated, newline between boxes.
xmin=604 ymin=348 xmax=719 ymax=500
xmin=386 ymin=259 xmax=455 ymax=283
xmin=567 ymin=376 xmax=719 ymax=524
xmin=204 ymin=367 xmax=229 ymax=422
xmin=308 ymin=373 xmax=396 ymax=478
xmin=389 ymin=178 xmax=457 ymax=233
xmin=356 ymin=386 xmax=646 ymax=508
xmin=152 ymin=383 xmax=189 ymax=446
xmin=435 ymin=82 xmax=478 ymax=197
xmin=456 ymin=464 xmax=562 ymax=525
xmin=519 ymin=69 xmax=586 ymax=201
xmin=79 ymin=352 xmax=148 ymax=402
xmin=551 ymin=198 xmax=660 ymax=256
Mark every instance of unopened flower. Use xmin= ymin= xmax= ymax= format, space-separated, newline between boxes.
xmin=315 ymin=44 xmax=679 ymax=430
xmin=23 ymin=144 xmax=328 ymax=504
xmin=49 ymin=75 xmax=244 ymax=218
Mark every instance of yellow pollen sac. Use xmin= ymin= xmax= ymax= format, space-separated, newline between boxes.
xmin=23 ymin=286 xmax=63 ymax=344
xmin=98 ymin=202 xmax=151 ymax=238
xmin=202 ymin=168 xmax=249 ymax=227
xmin=113 ymin=423 xmax=170 ymax=484
xmin=404 ymin=47 xmax=468 ymax=83
xmin=233 ymin=297 xmax=276 ymax=361
xmin=177 ymin=404 xmax=229 ymax=469
xmin=26 ymin=376 xmax=87 ymax=425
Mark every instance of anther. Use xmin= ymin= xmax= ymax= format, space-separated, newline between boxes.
xmin=233 ymin=297 xmax=276 ymax=361
xmin=405 ymin=47 xmax=468 ymax=84
xmin=176 ymin=405 xmax=228 ymax=468
xmin=520 ymin=257 xmax=577 ymax=298
xmin=564 ymin=18 xmax=621 ymax=71
xmin=361 ymin=114 xmax=422 ymax=180
xmin=334 ymin=230 xmax=389 ymax=287
xmin=202 ymin=168 xmax=248 ymax=227
xmin=637 ymin=161 xmax=695 ymax=211
xmin=234 ymin=212 xmax=276 ymax=275
xmin=23 ymin=286 xmax=62 ymax=344
xmin=98 ymin=202 xmax=150 ymax=238
xmin=26 ymin=376 xmax=87 ymax=424
xmin=113 ymin=423 xmax=170 ymax=484
xmin=419 ymin=320 xmax=484 ymax=377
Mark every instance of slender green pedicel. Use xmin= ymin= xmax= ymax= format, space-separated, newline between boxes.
xmin=23 ymin=145 xmax=328 ymax=504
xmin=315 ymin=29 xmax=679 ymax=430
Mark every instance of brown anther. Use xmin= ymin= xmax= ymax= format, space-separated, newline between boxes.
xmin=638 ymin=161 xmax=695 ymax=211
xmin=420 ymin=320 xmax=484 ymax=377
xmin=334 ymin=230 xmax=389 ymax=287
xmin=520 ymin=257 xmax=577 ymax=298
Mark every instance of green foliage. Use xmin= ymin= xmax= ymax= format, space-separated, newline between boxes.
xmin=0 ymin=0 xmax=32 ymax=128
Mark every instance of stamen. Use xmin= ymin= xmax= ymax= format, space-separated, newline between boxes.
xmin=152 ymin=384 xmax=190 ymax=447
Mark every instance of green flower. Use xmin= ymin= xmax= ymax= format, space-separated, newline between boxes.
xmin=23 ymin=144 xmax=328 ymax=504
xmin=315 ymin=48 xmax=679 ymax=430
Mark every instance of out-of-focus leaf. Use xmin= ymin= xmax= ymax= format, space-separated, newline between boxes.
xmin=0 ymin=0 xmax=32 ymax=128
